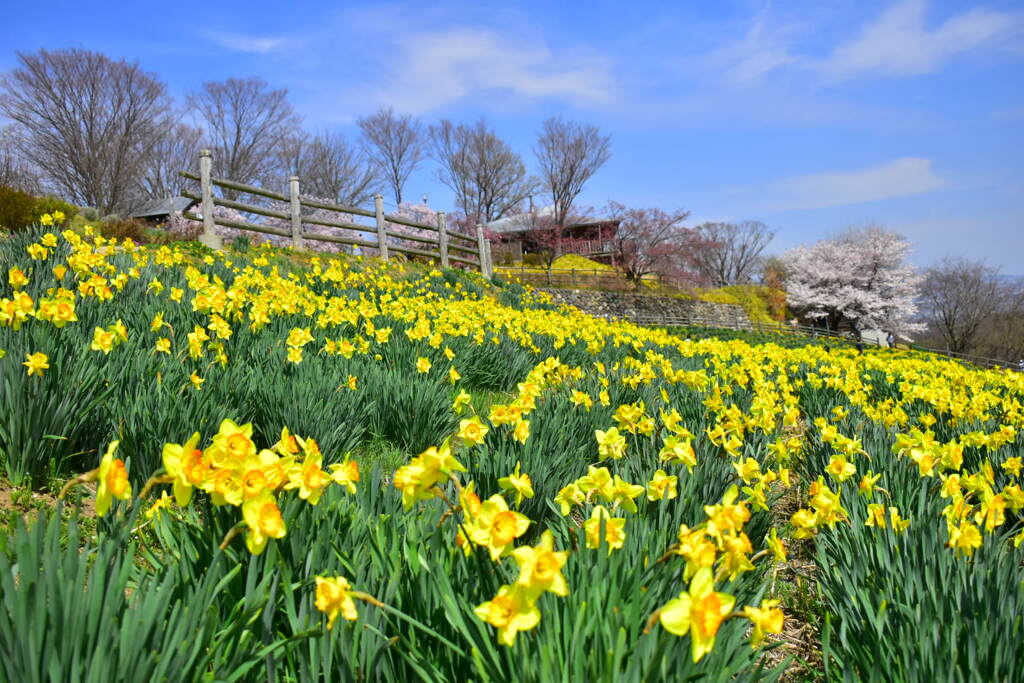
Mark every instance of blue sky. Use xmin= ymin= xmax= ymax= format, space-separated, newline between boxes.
xmin=2 ymin=0 xmax=1022 ymax=271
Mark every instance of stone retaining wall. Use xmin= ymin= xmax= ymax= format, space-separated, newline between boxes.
xmin=538 ymin=288 xmax=749 ymax=328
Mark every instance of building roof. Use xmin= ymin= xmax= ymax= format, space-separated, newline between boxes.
xmin=132 ymin=196 xmax=195 ymax=218
xmin=484 ymin=205 xmax=612 ymax=235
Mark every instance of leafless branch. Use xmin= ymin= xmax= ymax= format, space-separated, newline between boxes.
xmin=0 ymin=48 xmax=172 ymax=213
xmin=920 ymin=257 xmax=1002 ymax=354
xmin=534 ymin=117 xmax=610 ymax=228
xmin=357 ymin=107 xmax=424 ymax=205
xmin=429 ymin=118 xmax=536 ymax=224
xmin=279 ymin=130 xmax=381 ymax=207
xmin=689 ymin=221 xmax=775 ymax=287
xmin=139 ymin=121 xmax=202 ymax=200
xmin=187 ymin=76 xmax=300 ymax=200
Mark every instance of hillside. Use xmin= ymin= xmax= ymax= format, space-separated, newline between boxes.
xmin=1 ymin=224 xmax=1022 ymax=681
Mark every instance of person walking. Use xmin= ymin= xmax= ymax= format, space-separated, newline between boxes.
xmin=886 ymin=331 xmax=896 ymax=349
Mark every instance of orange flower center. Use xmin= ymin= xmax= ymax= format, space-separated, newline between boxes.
xmin=183 ymin=449 xmax=206 ymax=484
xmin=243 ymin=469 xmax=267 ymax=496
xmin=258 ymin=502 xmax=284 ymax=536
xmin=226 ymin=433 xmax=252 ymax=459
xmin=491 ymin=511 xmax=520 ymax=546
xmin=304 ymin=463 xmax=327 ymax=489
xmin=693 ymin=593 xmax=724 ymax=638
xmin=106 ymin=459 xmax=129 ymax=497
xmin=534 ymin=553 xmax=560 ymax=581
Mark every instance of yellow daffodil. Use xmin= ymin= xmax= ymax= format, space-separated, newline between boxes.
xmin=511 ymin=529 xmax=569 ymax=598
xmin=498 ymin=461 xmax=534 ymax=507
xmin=743 ymin=599 xmax=785 ymax=647
xmin=315 ymin=576 xmax=359 ymax=628
xmin=242 ymin=490 xmax=287 ymax=554
xmin=584 ymin=505 xmax=626 ymax=554
xmin=659 ymin=567 xmax=736 ymax=662
xmin=458 ymin=416 xmax=489 ymax=446
xmin=96 ymin=441 xmax=132 ymax=517
xmin=23 ymin=351 xmax=49 ymax=376
xmin=475 ymin=584 xmax=540 ymax=646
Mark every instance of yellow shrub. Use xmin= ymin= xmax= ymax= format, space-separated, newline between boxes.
xmin=550 ymin=254 xmax=614 ymax=271
xmin=694 ymin=285 xmax=787 ymax=324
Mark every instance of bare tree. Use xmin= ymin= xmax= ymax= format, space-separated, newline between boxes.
xmin=976 ymin=281 xmax=1024 ymax=363
xmin=534 ymin=117 xmax=611 ymax=229
xmin=280 ymin=131 xmax=381 ymax=207
xmin=139 ymin=121 xmax=202 ymax=200
xmin=357 ymin=107 xmax=424 ymax=205
xmin=0 ymin=48 xmax=172 ymax=213
xmin=0 ymin=124 xmax=40 ymax=192
xmin=605 ymin=201 xmax=695 ymax=283
xmin=429 ymin=118 xmax=536 ymax=224
xmin=689 ymin=221 xmax=775 ymax=287
xmin=920 ymin=257 xmax=1002 ymax=354
xmin=188 ymin=77 xmax=299 ymax=199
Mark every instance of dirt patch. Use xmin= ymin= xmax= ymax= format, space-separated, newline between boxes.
xmin=0 ymin=477 xmax=96 ymax=531
xmin=757 ymin=482 xmax=825 ymax=682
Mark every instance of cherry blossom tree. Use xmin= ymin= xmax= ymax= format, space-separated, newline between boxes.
xmin=783 ymin=226 xmax=924 ymax=336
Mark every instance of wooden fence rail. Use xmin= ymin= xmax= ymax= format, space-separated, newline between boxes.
xmin=178 ymin=150 xmax=491 ymax=275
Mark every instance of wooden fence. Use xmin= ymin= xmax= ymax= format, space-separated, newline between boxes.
xmin=178 ymin=150 xmax=493 ymax=276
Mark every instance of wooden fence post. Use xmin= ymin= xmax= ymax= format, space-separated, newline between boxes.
xmin=288 ymin=175 xmax=303 ymax=249
xmin=374 ymin=194 xmax=389 ymax=261
xmin=475 ymin=224 xmax=491 ymax=278
xmin=484 ymin=237 xmax=493 ymax=276
xmin=198 ymin=150 xmax=222 ymax=250
xmin=437 ymin=211 xmax=449 ymax=268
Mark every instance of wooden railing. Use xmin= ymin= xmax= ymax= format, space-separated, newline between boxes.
xmin=178 ymin=150 xmax=492 ymax=275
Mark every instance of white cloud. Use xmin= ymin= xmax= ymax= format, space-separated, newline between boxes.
xmin=704 ymin=13 xmax=802 ymax=85
xmin=370 ymin=27 xmax=613 ymax=113
xmin=205 ymin=31 xmax=290 ymax=54
xmin=761 ymin=157 xmax=946 ymax=211
xmin=819 ymin=0 xmax=1021 ymax=80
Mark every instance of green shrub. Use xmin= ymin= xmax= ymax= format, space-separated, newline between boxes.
xmin=98 ymin=217 xmax=149 ymax=243
xmin=231 ymin=234 xmax=252 ymax=252
xmin=32 ymin=195 xmax=77 ymax=222
xmin=0 ymin=186 xmax=39 ymax=233
xmin=522 ymin=252 xmax=546 ymax=267
xmin=0 ymin=186 xmax=77 ymax=234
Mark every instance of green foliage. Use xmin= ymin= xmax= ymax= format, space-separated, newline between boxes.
xmin=0 ymin=327 xmax=114 ymax=486
xmin=32 ymin=195 xmax=77 ymax=222
xmin=362 ymin=364 xmax=458 ymax=454
xmin=0 ymin=508 xmax=302 ymax=682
